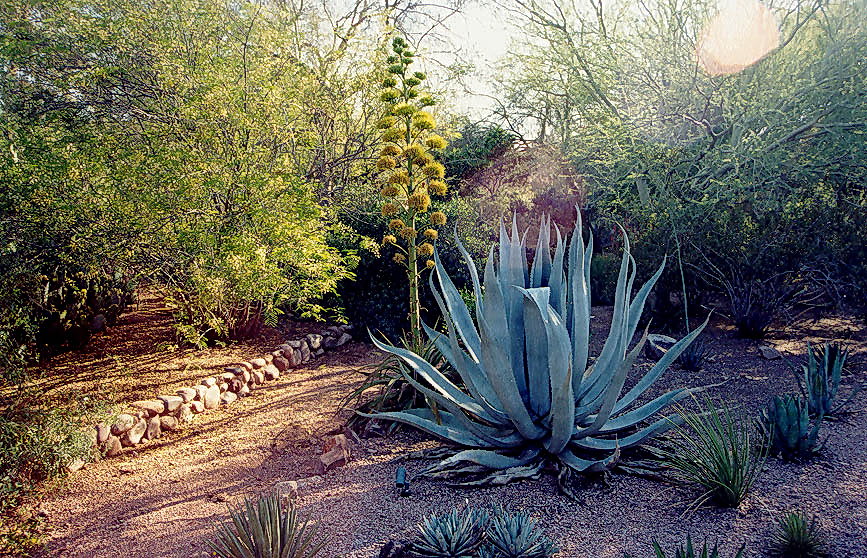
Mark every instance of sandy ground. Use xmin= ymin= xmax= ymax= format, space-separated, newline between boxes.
xmin=30 ymin=299 xmax=867 ymax=558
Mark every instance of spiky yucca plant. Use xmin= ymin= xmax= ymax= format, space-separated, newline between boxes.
xmin=653 ymin=399 xmax=766 ymax=510
xmin=412 ymin=508 xmax=489 ymax=558
xmin=626 ymin=535 xmax=746 ymax=558
xmin=210 ymin=492 xmax=325 ymax=558
xmin=771 ymin=511 xmax=826 ymax=557
xmin=363 ymin=211 xmax=707 ymax=495
xmin=796 ymin=342 xmax=859 ymax=418
xmin=762 ymin=394 xmax=823 ymax=460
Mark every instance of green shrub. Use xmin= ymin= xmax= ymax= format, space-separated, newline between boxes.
xmin=626 ymin=535 xmax=746 ymax=558
xmin=761 ymin=395 xmax=823 ymax=461
xmin=0 ymin=407 xmax=96 ymax=490
xmin=0 ymin=403 xmax=101 ymax=556
xmin=210 ymin=492 xmax=325 ymax=558
xmin=589 ymin=252 xmax=620 ymax=305
xmin=770 ymin=511 xmax=826 ymax=558
xmin=654 ymin=399 xmax=766 ymax=510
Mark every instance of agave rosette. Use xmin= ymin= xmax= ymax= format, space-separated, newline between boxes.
xmin=365 ymin=210 xmax=706 ymax=492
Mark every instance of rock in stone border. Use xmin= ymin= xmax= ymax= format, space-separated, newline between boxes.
xmin=88 ymin=325 xmax=353 ymax=460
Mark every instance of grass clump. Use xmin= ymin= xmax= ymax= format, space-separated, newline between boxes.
xmin=626 ymin=535 xmax=745 ymax=557
xmin=770 ymin=511 xmax=826 ymax=558
xmin=653 ymin=398 xmax=766 ymax=510
xmin=210 ymin=492 xmax=325 ymax=558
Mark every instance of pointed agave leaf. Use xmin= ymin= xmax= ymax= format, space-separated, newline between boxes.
xmin=477 ymin=256 xmax=545 ymax=440
xmin=558 ymin=446 xmax=619 ymax=472
xmin=571 ymin=414 xmax=684 ymax=451
xmin=578 ymin=329 xmax=648 ymax=439
xmin=424 ymin=448 xmax=540 ymax=476
xmin=520 ymin=287 xmax=553 ymax=419
xmin=568 ymin=208 xmax=592 ymax=393
xmin=454 ymin=229 xmax=485 ymax=319
xmin=613 ymin=316 xmax=709 ymax=414
xmin=370 ymin=334 xmax=495 ymax=421
xmin=396 ymin=369 xmax=523 ymax=448
xmin=625 ymin=258 xmax=666 ymax=340
xmin=597 ymin=387 xmax=698 ymax=433
xmin=588 ymin=227 xmax=632 ymax=380
xmin=530 ymin=215 xmax=552 ymax=288
xmin=433 ymin=248 xmax=481 ymax=361
xmin=516 ymin=286 xmax=574 ymax=454
xmin=359 ymin=408 xmax=488 ymax=446
xmin=549 ymin=225 xmax=567 ymax=316
xmin=423 ymin=320 xmax=506 ymax=420
xmin=451 ymin=461 xmax=544 ymax=487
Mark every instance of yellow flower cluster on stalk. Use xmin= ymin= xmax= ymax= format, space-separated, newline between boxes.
xmin=376 ymin=36 xmax=450 ymax=342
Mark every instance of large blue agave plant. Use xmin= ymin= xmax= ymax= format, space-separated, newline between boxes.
xmin=365 ymin=210 xmax=706 ymax=495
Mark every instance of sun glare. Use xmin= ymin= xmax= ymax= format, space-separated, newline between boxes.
xmin=698 ymin=0 xmax=780 ymax=75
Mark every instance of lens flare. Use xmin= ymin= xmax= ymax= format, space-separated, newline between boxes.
xmin=698 ymin=0 xmax=780 ymax=75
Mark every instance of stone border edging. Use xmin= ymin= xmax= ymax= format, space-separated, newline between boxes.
xmin=86 ymin=325 xmax=353 ymax=460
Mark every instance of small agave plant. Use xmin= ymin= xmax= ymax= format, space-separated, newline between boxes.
xmin=796 ymin=342 xmax=860 ymax=418
xmin=479 ymin=507 xmax=557 ymax=558
xmin=364 ymin=210 xmax=706 ymax=495
xmin=762 ymin=394 xmax=823 ymax=460
xmin=412 ymin=507 xmax=490 ymax=557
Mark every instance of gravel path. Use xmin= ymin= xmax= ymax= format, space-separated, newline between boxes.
xmin=36 ymin=312 xmax=867 ymax=558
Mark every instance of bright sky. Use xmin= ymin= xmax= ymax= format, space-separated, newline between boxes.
xmin=429 ymin=1 xmax=515 ymax=117
xmin=421 ymin=0 xmax=780 ymax=117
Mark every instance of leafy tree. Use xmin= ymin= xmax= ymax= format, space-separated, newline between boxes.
xmin=496 ymin=0 xmax=867 ymax=326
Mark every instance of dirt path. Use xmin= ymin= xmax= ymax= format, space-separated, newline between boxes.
xmin=37 ymin=341 xmax=377 ymax=558
xmin=32 ymin=299 xmax=867 ymax=558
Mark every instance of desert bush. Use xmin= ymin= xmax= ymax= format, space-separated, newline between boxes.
xmin=441 ymin=120 xmax=515 ymax=182
xmin=210 ymin=492 xmax=325 ymax=558
xmin=770 ymin=511 xmax=826 ymax=558
xmin=0 ymin=403 xmax=102 ymax=491
xmin=161 ymin=198 xmax=351 ymax=348
xmin=654 ymin=399 xmax=766 ymax=510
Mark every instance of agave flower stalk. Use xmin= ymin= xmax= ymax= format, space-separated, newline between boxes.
xmin=363 ymin=210 xmax=707 ymax=495
xmin=376 ymin=36 xmax=450 ymax=346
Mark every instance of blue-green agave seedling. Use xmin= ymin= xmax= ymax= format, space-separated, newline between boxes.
xmin=364 ymin=210 xmax=707 ymax=495
xmin=479 ymin=507 xmax=557 ymax=558
xmin=412 ymin=507 xmax=489 ymax=557
xmin=762 ymin=394 xmax=823 ymax=460
xmin=796 ymin=342 xmax=860 ymax=418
